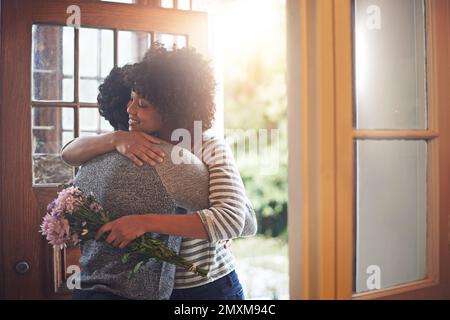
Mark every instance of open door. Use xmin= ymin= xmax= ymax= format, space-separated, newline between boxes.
xmin=338 ymin=0 xmax=450 ymax=299
xmin=0 ymin=0 xmax=208 ymax=299
xmin=288 ymin=0 xmax=450 ymax=299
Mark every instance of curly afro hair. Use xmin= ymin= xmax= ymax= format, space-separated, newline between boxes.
xmin=97 ymin=65 xmax=132 ymax=131
xmin=127 ymin=43 xmax=216 ymax=137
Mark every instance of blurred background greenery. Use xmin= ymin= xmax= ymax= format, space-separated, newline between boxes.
xmin=216 ymin=0 xmax=288 ymax=299
xmin=222 ymin=0 xmax=287 ymax=239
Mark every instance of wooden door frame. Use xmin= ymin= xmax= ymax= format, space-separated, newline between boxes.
xmin=0 ymin=0 xmax=207 ymax=299
xmin=287 ymin=0 xmax=450 ymax=299
xmin=0 ymin=0 xmax=35 ymax=299
xmin=288 ymin=0 xmax=342 ymax=300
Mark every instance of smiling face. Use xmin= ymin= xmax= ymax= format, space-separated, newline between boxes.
xmin=126 ymin=91 xmax=163 ymax=134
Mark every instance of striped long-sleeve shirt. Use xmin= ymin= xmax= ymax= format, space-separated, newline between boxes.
xmin=174 ymin=136 xmax=257 ymax=289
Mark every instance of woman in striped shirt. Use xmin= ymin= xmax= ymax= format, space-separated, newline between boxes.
xmin=62 ymin=45 xmax=257 ymax=299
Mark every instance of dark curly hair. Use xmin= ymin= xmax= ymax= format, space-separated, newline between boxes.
xmin=127 ymin=43 xmax=216 ymax=137
xmin=97 ymin=65 xmax=132 ymax=131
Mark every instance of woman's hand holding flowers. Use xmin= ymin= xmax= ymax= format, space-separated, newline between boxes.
xmin=96 ymin=215 xmax=148 ymax=249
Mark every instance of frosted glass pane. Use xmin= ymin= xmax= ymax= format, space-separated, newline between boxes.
xmin=80 ymin=108 xmax=113 ymax=134
xmin=156 ymin=33 xmax=187 ymax=50
xmin=355 ymin=140 xmax=427 ymax=293
xmin=32 ymin=25 xmax=74 ymax=102
xmin=62 ymin=108 xmax=74 ymax=131
xmin=80 ymin=108 xmax=99 ymax=131
xmin=192 ymin=0 xmax=209 ymax=12
xmin=156 ymin=33 xmax=175 ymax=49
xmin=79 ymin=131 xmax=99 ymax=137
xmin=79 ymin=79 xmax=101 ymax=103
xmin=62 ymin=78 xmax=74 ymax=102
xmin=175 ymin=35 xmax=187 ymax=49
xmin=80 ymin=28 xmax=99 ymax=78
xmin=100 ymin=117 xmax=115 ymax=132
xmin=63 ymin=28 xmax=74 ymax=77
xmin=101 ymin=30 xmax=114 ymax=78
xmin=354 ymin=0 xmax=426 ymax=129
xmin=80 ymin=28 xmax=113 ymax=98
xmin=177 ymin=0 xmax=191 ymax=10
xmin=161 ymin=0 xmax=174 ymax=8
xmin=118 ymin=31 xmax=152 ymax=67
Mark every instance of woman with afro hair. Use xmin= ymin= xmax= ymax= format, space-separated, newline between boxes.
xmin=62 ymin=43 xmax=257 ymax=300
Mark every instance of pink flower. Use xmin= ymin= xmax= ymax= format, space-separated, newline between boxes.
xmin=54 ymin=186 xmax=84 ymax=215
xmin=47 ymin=200 xmax=57 ymax=212
xmin=40 ymin=214 xmax=70 ymax=249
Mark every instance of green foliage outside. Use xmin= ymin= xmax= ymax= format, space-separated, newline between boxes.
xmin=223 ymin=0 xmax=287 ymax=239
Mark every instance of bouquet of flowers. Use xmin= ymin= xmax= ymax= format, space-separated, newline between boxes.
xmin=40 ymin=184 xmax=207 ymax=277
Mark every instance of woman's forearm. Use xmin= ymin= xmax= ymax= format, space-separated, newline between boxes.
xmin=61 ymin=131 xmax=117 ymax=166
xmin=142 ymin=213 xmax=209 ymax=240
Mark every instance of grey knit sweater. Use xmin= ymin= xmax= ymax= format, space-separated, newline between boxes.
xmin=73 ymin=141 xmax=209 ymax=300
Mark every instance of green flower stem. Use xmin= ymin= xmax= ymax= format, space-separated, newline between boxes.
xmin=128 ymin=237 xmax=208 ymax=277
